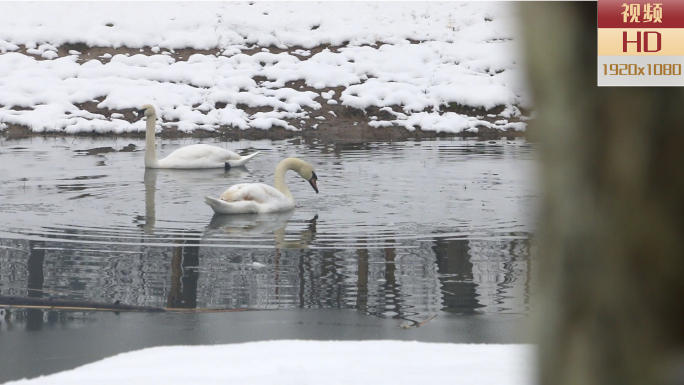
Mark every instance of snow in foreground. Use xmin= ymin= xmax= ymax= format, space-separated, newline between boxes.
xmin=0 ymin=2 xmax=528 ymax=134
xmin=6 ymin=341 xmax=535 ymax=385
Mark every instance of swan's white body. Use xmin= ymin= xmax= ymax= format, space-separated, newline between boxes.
xmin=205 ymin=158 xmax=319 ymax=214
xmin=140 ymin=104 xmax=259 ymax=169
xmin=205 ymin=183 xmax=294 ymax=214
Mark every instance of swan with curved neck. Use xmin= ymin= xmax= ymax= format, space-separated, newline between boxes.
xmin=138 ymin=104 xmax=259 ymax=169
xmin=204 ymin=158 xmax=319 ymax=214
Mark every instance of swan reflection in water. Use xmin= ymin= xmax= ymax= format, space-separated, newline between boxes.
xmin=204 ymin=211 xmax=318 ymax=302
xmin=141 ymin=168 xmax=318 ymax=309
xmin=205 ymin=211 xmax=319 ymax=250
xmin=141 ymin=167 xmax=250 ymax=232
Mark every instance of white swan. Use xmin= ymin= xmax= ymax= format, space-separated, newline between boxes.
xmin=204 ymin=158 xmax=319 ymax=214
xmin=138 ymin=104 xmax=259 ymax=169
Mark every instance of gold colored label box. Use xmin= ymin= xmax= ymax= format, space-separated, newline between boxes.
xmin=598 ymin=0 xmax=684 ymax=86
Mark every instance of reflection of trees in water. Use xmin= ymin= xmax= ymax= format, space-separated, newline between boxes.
xmin=26 ymin=240 xmax=45 ymax=330
xmin=166 ymin=237 xmax=200 ymax=309
xmin=346 ymin=233 xmax=533 ymax=320
xmin=468 ymin=235 xmax=533 ymax=313
xmin=0 ymin=229 xmax=533 ymax=320
xmin=355 ymin=246 xmax=368 ymax=312
xmin=284 ymin=236 xmax=444 ymax=323
xmin=381 ymin=243 xmax=401 ymax=317
xmin=428 ymin=232 xmax=533 ymax=315
xmin=297 ymin=249 xmax=341 ymax=309
xmin=3 ymin=240 xmax=63 ymax=330
xmin=352 ymin=238 xmax=419 ymax=321
xmin=433 ymin=238 xmax=483 ymax=314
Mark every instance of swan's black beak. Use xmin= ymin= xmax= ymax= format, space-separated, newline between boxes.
xmin=136 ymin=109 xmax=146 ymax=119
xmin=309 ymin=172 xmax=319 ymax=194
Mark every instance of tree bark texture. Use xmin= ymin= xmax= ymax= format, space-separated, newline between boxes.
xmin=519 ymin=2 xmax=684 ymax=385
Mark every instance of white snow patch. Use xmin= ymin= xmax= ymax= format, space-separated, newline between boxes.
xmin=0 ymin=2 xmax=529 ymax=134
xmin=4 ymin=341 xmax=535 ymax=385
xmin=369 ymin=120 xmax=394 ymax=128
xmin=41 ymin=51 xmax=58 ymax=60
xmin=501 ymin=105 xmax=521 ymax=118
xmin=499 ymin=121 xmax=527 ymax=131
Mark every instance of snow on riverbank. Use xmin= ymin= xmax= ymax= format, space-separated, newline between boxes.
xmin=5 ymin=341 xmax=535 ymax=385
xmin=0 ymin=2 xmax=529 ymax=135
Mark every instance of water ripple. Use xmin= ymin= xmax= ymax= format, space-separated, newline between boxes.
xmin=0 ymin=137 xmax=537 ymax=320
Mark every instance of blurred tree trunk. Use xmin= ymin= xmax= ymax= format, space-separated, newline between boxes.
xmin=519 ymin=2 xmax=684 ymax=385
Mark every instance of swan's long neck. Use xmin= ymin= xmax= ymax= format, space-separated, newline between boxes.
xmin=144 ymin=114 xmax=159 ymax=168
xmin=274 ymin=158 xmax=307 ymax=203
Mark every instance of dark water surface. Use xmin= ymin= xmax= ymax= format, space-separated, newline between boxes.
xmin=0 ymin=136 xmax=537 ymax=382
xmin=0 ymin=309 xmax=528 ymax=383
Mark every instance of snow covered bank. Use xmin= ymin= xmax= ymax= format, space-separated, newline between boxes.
xmin=0 ymin=2 xmax=529 ymax=136
xmin=5 ymin=341 xmax=535 ymax=385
